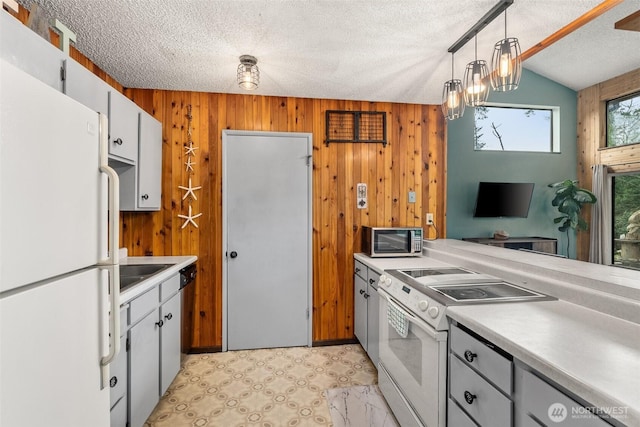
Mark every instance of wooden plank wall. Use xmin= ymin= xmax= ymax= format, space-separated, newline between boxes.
xmin=576 ymin=67 xmax=640 ymax=260
xmin=122 ymin=91 xmax=446 ymax=349
xmin=13 ymin=4 xmax=447 ymax=349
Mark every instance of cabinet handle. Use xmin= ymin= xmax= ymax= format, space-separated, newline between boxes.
xmin=165 ymin=313 xmax=173 ymax=321
xmin=109 ymin=376 xmax=118 ymax=388
xmin=355 ymin=268 xmax=361 ymax=273
xmin=369 ymin=278 xmax=375 ymax=284
xmin=141 ymin=194 xmax=149 ymax=200
xmin=464 ymin=391 xmax=476 ymax=404
xmin=156 ymin=319 xmax=164 ymax=328
xmin=113 ymin=137 xmax=123 ymax=145
xmin=363 ymin=293 xmax=370 ymax=299
xmin=359 ymin=289 xmax=365 ymax=295
xmin=464 ymin=350 xmax=477 ymax=363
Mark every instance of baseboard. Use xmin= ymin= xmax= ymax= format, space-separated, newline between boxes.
xmin=312 ymin=338 xmax=359 ymax=347
xmin=185 ymin=345 xmax=223 ymax=354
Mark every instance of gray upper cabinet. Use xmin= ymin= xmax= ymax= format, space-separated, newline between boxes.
xmin=137 ymin=112 xmax=162 ymax=210
xmin=63 ymin=58 xmax=109 ymax=116
xmin=0 ymin=12 xmax=65 ymax=92
xmin=108 ymin=91 xmax=139 ymax=165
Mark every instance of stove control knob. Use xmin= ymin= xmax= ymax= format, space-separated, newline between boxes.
xmin=418 ymin=300 xmax=429 ymax=311
xmin=427 ymin=306 xmax=439 ymax=319
xmin=379 ymin=275 xmax=392 ymax=287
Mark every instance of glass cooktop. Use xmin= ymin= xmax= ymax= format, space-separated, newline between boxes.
xmin=430 ymin=282 xmax=546 ymax=302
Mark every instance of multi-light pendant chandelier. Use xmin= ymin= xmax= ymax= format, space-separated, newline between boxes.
xmin=441 ymin=0 xmax=521 ymax=121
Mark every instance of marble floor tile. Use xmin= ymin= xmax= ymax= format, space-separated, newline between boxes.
xmin=325 ymin=384 xmax=399 ymax=427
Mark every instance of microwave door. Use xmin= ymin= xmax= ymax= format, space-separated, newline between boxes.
xmin=376 ymin=230 xmax=410 ymax=254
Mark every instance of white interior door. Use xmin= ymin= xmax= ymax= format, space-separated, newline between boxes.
xmin=223 ymin=131 xmax=312 ymax=351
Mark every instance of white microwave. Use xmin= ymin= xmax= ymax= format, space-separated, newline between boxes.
xmin=361 ymin=226 xmax=423 ymax=257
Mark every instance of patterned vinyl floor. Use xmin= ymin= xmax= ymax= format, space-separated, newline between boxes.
xmin=144 ymin=344 xmax=377 ymax=427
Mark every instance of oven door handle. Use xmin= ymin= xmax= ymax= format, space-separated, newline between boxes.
xmin=378 ymin=288 xmax=443 ymax=340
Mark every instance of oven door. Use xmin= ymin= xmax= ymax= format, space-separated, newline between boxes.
xmin=378 ymin=288 xmax=447 ymax=427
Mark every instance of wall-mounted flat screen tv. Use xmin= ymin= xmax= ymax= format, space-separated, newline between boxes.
xmin=473 ymin=182 xmax=535 ymax=218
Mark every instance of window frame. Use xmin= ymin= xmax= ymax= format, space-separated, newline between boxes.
xmin=473 ymin=102 xmax=561 ymax=153
xmin=605 ymin=91 xmax=640 ymax=148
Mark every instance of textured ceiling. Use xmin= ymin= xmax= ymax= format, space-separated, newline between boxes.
xmin=13 ymin=0 xmax=640 ymax=104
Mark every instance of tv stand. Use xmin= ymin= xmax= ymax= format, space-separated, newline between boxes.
xmin=462 ymin=237 xmax=557 ymax=255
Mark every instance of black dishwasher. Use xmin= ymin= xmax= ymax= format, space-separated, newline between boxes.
xmin=179 ymin=263 xmax=197 ymax=353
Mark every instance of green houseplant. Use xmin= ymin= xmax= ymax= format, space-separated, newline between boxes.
xmin=548 ymin=179 xmax=597 ymax=256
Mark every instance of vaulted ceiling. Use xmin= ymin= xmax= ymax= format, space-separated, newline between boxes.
xmin=14 ymin=0 xmax=640 ymax=104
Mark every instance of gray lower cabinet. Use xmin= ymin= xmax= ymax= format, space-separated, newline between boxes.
xmin=112 ymin=274 xmax=181 ymax=427
xmin=353 ymin=259 xmax=379 ymax=367
xmin=450 ymin=322 xmax=613 ymax=427
xmin=129 ymin=306 xmax=161 ymax=427
xmin=160 ymin=291 xmax=181 ymax=395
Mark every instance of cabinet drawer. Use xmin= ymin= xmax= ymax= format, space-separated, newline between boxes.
xmin=450 ymin=323 xmax=512 ymax=394
xmin=450 ymin=356 xmax=512 ymax=427
xmin=368 ymin=268 xmax=380 ymax=290
xmin=119 ymin=305 xmax=128 ymax=337
xmin=160 ymin=274 xmax=180 ymax=302
xmin=354 ymin=260 xmax=367 ymax=280
xmin=448 ymin=398 xmax=478 ymax=427
xmin=129 ymin=287 xmax=159 ymax=325
xmin=109 ymin=335 xmax=127 ymax=406
xmin=518 ymin=367 xmax=610 ymax=427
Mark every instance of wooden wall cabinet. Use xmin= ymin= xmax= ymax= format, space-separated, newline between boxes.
xmin=463 ymin=237 xmax=558 ymax=255
xmin=354 ymin=259 xmax=380 ymax=367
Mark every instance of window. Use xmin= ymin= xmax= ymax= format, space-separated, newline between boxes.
xmin=474 ymin=104 xmax=558 ymax=153
xmin=612 ymin=173 xmax=640 ymax=269
xmin=607 ymin=92 xmax=640 ymax=147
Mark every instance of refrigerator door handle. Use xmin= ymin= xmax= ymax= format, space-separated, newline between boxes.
xmin=97 ymin=112 xmax=121 ymax=388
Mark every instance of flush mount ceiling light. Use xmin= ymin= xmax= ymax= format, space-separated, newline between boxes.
xmin=490 ymin=8 xmax=522 ymax=91
xmin=463 ymin=35 xmax=490 ymax=107
xmin=237 ymin=55 xmax=259 ymax=90
xmin=441 ymin=53 xmax=465 ymax=120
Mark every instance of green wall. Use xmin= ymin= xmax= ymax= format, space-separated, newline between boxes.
xmin=446 ymin=68 xmax=578 ymax=257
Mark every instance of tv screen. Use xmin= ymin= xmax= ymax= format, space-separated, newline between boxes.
xmin=473 ymin=182 xmax=535 ymax=218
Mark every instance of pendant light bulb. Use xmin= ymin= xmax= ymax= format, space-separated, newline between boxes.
xmin=463 ymin=34 xmax=489 ymax=107
xmin=441 ymin=53 xmax=465 ymax=120
xmin=491 ymin=10 xmax=521 ymax=91
xmin=237 ymin=55 xmax=259 ymax=90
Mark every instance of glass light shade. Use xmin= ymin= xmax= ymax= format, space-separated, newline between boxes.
xmin=237 ymin=55 xmax=259 ymax=90
xmin=463 ymin=60 xmax=489 ymax=106
xmin=490 ymin=37 xmax=521 ymax=91
xmin=441 ymin=79 xmax=465 ymax=120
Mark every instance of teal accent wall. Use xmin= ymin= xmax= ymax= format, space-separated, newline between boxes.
xmin=446 ymin=68 xmax=578 ymax=257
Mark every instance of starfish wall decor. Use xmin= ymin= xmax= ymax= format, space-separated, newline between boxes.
xmin=178 ymin=104 xmax=202 ymax=229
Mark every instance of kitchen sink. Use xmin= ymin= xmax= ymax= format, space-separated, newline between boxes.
xmin=121 ymin=264 xmax=172 ymax=277
xmin=119 ymin=264 xmax=173 ymax=291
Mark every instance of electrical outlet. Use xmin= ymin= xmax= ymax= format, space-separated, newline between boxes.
xmin=426 ymin=213 xmax=434 ymax=225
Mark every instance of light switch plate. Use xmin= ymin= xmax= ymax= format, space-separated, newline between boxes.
xmin=408 ymin=191 xmax=416 ymax=203
xmin=357 ymin=183 xmax=367 ymax=209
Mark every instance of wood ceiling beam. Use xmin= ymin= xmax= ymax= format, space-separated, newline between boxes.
xmin=521 ymin=0 xmax=626 ymax=62
xmin=615 ymin=9 xmax=640 ymax=32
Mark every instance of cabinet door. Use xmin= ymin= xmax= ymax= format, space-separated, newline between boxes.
xmin=137 ymin=112 xmax=162 ymax=210
xmin=354 ymin=273 xmax=368 ymax=348
xmin=0 ymin=12 xmax=65 ymax=92
xmin=110 ymin=396 xmax=127 ymax=427
xmin=109 ymin=91 xmax=139 ymax=164
xmin=129 ymin=308 xmax=160 ymax=427
xmin=64 ymin=58 xmax=109 ymax=115
xmin=109 ymin=334 xmax=127 ymax=408
xmin=366 ymin=280 xmax=379 ymax=368
xmin=160 ymin=292 xmax=181 ymax=395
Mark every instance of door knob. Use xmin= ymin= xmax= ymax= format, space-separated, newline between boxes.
xmin=230 ymin=251 xmax=238 ymax=258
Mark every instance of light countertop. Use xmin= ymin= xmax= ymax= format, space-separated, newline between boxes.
xmin=447 ymin=301 xmax=640 ymax=426
xmin=119 ymin=255 xmax=197 ymax=304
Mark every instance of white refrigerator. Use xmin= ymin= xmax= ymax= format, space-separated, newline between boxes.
xmin=0 ymin=58 xmax=120 ymax=426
